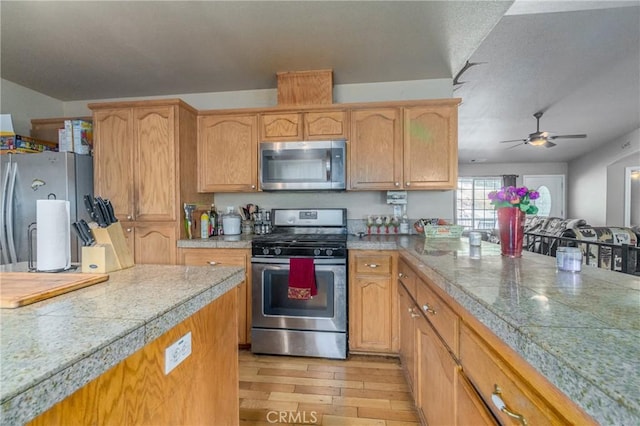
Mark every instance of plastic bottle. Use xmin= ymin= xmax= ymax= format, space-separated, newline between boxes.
xmin=209 ymin=204 xmax=218 ymax=237
xmin=400 ymin=215 xmax=410 ymax=234
xmin=200 ymin=211 xmax=209 ymax=239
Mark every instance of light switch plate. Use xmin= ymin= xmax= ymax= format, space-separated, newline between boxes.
xmin=164 ymin=331 xmax=192 ymax=375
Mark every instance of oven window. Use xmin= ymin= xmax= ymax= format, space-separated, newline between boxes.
xmin=263 ymin=269 xmax=334 ymax=318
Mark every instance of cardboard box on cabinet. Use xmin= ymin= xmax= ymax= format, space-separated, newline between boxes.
xmin=61 ymin=120 xmax=93 ymax=154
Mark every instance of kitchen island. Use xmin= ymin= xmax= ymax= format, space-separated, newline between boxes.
xmin=352 ymin=235 xmax=639 ymax=424
xmin=0 ymin=264 xmax=244 ymax=425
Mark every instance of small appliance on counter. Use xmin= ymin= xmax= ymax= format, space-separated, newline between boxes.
xmin=222 ymin=208 xmax=241 ymax=235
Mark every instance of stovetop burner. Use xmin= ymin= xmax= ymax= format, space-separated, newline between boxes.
xmin=252 ymin=208 xmax=347 ymax=258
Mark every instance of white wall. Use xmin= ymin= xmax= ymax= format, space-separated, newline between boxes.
xmin=606 ymin=152 xmax=640 ymax=226
xmin=568 ymin=127 xmax=640 ymax=226
xmin=0 ymin=79 xmax=64 ymax=135
xmin=459 ymin=162 xmax=568 ymax=187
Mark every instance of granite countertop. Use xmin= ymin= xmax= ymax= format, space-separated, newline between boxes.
xmin=0 ymin=264 xmax=244 ymax=425
xmin=395 ymin=237 xmax=639 ymax=425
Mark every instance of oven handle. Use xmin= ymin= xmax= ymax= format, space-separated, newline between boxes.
xmin=251 ymin=257 xmax=346 ymax=265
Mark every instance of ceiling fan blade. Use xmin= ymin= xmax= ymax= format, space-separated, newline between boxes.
xmin=499 ymin=138 xmax=528 ymax=143
xmin=543 ymin=141 xmax=557 ymax=148
xmin=506 ymin=142 xmax=525 ymax=150
xmin=548 ymin=134 xmax=587 ymax=140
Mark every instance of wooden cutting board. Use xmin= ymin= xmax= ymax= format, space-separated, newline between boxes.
xmin=0 ymin=272 xmax=109 ymax=308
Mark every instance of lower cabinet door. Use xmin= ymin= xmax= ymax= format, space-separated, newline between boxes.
xmin=416 ymin=315 xmax=456 ymax=425
xmin=398 ymin=284 xmax=417 ymax=396
xmin=456 ymin=370 xmax=498 ymax=426
xmin=132 ymin=223 xmax=177 ymax=264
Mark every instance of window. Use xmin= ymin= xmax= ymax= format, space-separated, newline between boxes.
xmin=456 ymin=177 xmax=502 ymax=230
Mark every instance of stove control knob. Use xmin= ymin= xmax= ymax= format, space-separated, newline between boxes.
xmin=274 ymin=248 xmax=282 ymax=255
xmin=326 ymin=249 xmax=333 ymax=256
xmin=314 ymin=248 xmax=321 ymax=256
xmin=262 ymin=248 xmax=270 ymax=255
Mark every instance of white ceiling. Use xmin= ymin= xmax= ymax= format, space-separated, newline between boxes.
xmin=1 ymin=1 xmax=639 ymax=164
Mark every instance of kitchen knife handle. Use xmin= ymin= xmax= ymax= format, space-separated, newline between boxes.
xmin=71 ymin=222 xmax=87 ymax=246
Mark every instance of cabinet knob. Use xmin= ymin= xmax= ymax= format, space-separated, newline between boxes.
xmin=408 ymin=308 xmax=420 ymax=318
xmin=395 ymin=182 xmax=400 ymax=187
xmin=422 ymin=304 xmax=436 ymax=315
xmin=127 ymin=215 xmax=132 ymax=220
xmin=399 ymin=272 xmax=408 ymax=278
xmin=405 ymin=182 xmax=411 ymax=186
xmin=492 ymin=385 xmax=528 ymax=425
xmin=208 ymin=261 xmax=218 ymax=266
xmin=365 ymin=263 xmax=379 ymax=268
xmin=126 ymin=228 xmax=132 ymax=233
xmin=251 ymin=184 xmax=256 ymax=189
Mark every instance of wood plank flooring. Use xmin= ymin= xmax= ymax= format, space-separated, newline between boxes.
xmin=239 ymin=350 xmax=420 ymax=426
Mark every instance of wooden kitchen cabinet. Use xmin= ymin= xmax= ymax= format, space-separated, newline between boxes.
xmin=260 ymin=110 xmax=347 ymax=141
xmin=348 ymin=250 xmax=398 ymax=354
xmin=349 ymin=107 xmax=403 ymax=190
xmin=398 ymin=283 xmax=417 ymax=396
xmin=198 ymin=113 xmax=258 ymax=192
xmin=403 ymin=104 xmax=458 ymax=189
xmin=91 ymin=99 xmax=207 ymax=264
xmin=349 ymin=100 xmax=459 ymax=190
xmin=416 ymin=310 xmax=457 ymax=425
xmin=30 ymin=116 xmax=92 ymax=144
xmin=456 ymin=370 xmax=498 ymax=425
xmin=179 ymin=248 xmax=252 ymax=345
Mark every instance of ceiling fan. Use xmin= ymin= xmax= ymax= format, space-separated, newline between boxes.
xmin=500 ymin=111 xmax=587 ymax=148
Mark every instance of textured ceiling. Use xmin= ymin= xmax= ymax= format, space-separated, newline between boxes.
xmin=1 ymin=1 xmax=638 ymax=164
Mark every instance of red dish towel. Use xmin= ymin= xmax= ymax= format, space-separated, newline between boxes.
xmin=288 ymin=258 xmax=317 ymax=300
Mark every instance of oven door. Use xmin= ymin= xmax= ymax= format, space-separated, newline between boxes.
xmin=251 ymin=258 xmax=347 ymax=332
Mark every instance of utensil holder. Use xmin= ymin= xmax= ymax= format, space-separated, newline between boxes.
xmin=81 ymin=244 xmax=119 ymax=273
xmin=90 ymin=222 xmax=134 ymax=270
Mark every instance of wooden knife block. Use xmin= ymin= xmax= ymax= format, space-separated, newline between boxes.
xmin=83 ymin=222 xmax=134 ymax=272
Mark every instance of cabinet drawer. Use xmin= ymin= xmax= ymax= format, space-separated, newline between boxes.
xmin=180 ymin=249 xmax=246 ymax=267
xmin=353 ymin=255 xmax=392 ymax=275
xmin=398 ymin=259 xmax=417 ymax=299
xmin=416 ymin=277 xmax=458 ymax=356
xmin=460 ymin=324 xmax=569 ymax=426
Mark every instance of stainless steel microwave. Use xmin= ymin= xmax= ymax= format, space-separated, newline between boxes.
xmin=259 ymin=139 xmax=346 ymax=191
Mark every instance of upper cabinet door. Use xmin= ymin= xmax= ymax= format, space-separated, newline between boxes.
xmin=198 ymin=114 xmax=258 ymax=192
xmin=134 ymin=106 xmax=176 ymax=221
xmin=349 ymin=108 xmax=403 ymax=190
xmin=260 ymin=113 xmax=302 ymax=141
xmin=403 ymin=105 xmax=458 ymax=190
xmin=303 ymin=111 xmax=348 ymax=140
xmin=93 ymin=108 xmax=135 ymax=221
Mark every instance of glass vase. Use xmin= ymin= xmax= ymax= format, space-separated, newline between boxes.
xmin=497 ymin=207 xmax=525 ymax=258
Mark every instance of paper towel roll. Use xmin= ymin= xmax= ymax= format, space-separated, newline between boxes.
xmin=36 ymin=200 xmax=71 ymax=271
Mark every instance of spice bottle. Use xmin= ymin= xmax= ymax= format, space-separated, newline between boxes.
xmin=209 ymin=204 xmax=218 ymax=237
xmin=200 ymin=211 xmax=209 ymax=239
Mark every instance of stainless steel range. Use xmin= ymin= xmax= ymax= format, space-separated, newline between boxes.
xmin=251 ymin=208 xmax=347 ymax=359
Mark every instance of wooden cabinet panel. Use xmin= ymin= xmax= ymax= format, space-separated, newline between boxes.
xmin=198 ymin=114 xmax=258 ymax=192
xmin=398 ymin=258 xmax=417 ymax=299
xmin=398 ymin=284 xmax=417 ymax=397
xmin=456 ymin=371 xmax=498 ymax=426
xmin=93 ymin=108 xmax=134 ymax=221
xmin=133 ymin=224 xmax=177 ymax=265
xmin=260 ymin=113 xmax=302 ymax=140
xmin=403 ymin=105 xmax=458 ymax=189
xmin=29 ymin=290 xmax=239 ymax=426
xmin=303 ymin=111 xmax=347 ymax=140
xmin=179 ymin=248 xmax=251 ymax=345
xmin=134 ymin=106 xmax=176 ymax=221
xmin=30 ymin=116 xmax=92 ymax=144
xmin=349 ymin=251 xmax=398 ymax=354
xmin=349 ymin=108 xmax=402 ymax=190
xmin=416 ymin=276 xmax=459 ymax=356
xmin=460 ymin=324 xmax=572 ymax=426
xmin=416 ymin=315 xmax=457 ymax=425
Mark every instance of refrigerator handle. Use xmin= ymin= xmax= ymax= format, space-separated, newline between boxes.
xmin=0 ymin=160 xmax=11 ymax=264
xmin=6 ymin=162 xmax=18 ymax=263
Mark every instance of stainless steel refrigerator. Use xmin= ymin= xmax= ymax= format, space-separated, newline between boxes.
xmin=1 ymin=151 xmax=93 ymax=265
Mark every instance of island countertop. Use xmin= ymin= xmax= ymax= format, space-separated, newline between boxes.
xmin=0 ymin=264 xmax=244 ymax=425
xmin=393 ymin=237 xmax=639 ymax=425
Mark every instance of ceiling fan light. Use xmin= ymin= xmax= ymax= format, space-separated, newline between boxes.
xmin=529 ymin=136 xmax=546 ymax=146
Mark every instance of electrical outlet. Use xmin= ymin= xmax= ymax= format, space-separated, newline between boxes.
xmin=164 ymin=331 xmax=192 ymax=375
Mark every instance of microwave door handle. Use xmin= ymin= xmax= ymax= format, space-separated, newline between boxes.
xmin=326 ymin=150 xmax=332 ymax=181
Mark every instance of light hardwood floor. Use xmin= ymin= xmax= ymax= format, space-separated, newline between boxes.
xmin=239 ymin=350 xmax=420 ymax=426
